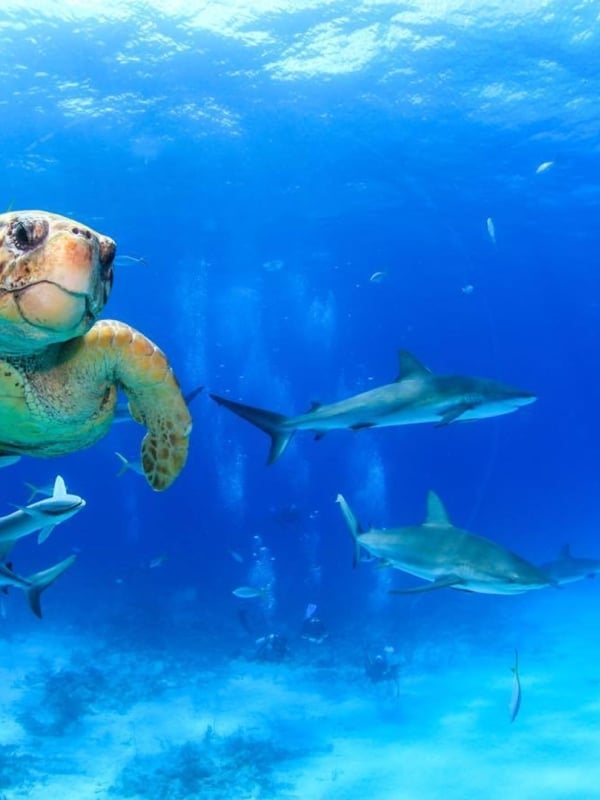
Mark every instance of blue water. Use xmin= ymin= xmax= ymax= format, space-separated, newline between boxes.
xmin=1 ymin=2 xmax=600 ymax=798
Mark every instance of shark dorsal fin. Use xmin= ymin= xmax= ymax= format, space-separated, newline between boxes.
xmin=425 ymin=491 xmax=451 ymax=526
xmin=396 ymin=350 xmax=431 ymax=381
xmin=52 ymin=476 xmax=67 ymax=498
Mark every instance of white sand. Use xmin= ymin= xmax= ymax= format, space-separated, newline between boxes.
xmin=0 ymin=584 xmax=598 ymax=799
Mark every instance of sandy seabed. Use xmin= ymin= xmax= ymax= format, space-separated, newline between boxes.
xmin=0 ymin=582 xmax=598 ymax=800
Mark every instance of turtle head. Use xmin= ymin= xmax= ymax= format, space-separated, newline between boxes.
xmin=0 ymin=210 xmax=115 ymax=355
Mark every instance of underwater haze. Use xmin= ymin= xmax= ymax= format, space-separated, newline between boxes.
xmin=1 ymin=1 xmax=600 ymax=797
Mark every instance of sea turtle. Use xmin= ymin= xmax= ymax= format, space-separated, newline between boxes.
xmin=0 ymin=210 xmax=191 ymax=491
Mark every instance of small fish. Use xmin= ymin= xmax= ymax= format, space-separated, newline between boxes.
xmin=229 ymin=548 xmax=244 ymax=564
xmin=148 ymin=554 xmax=168 ymax=569
xmin=369 ymin=271 xmax=386 ymax=284
xmin=461 ymin=284 xmax=474 ymax=295
xmin=114 ymin=254 xmax=147 ymax=266
xmin=232 ymin=586 xmax=265 ymax=599
xmin=0 ymin=476 xmax=85 ymax=559
xmin=509 ymin=650 xmax=521 ymax=722
xmin=304 ymin=602 xmax=317 ymax=620
xmin=115 ymin=452 xmax=145 ymax=477
xmin=486 ymin=217 xmax=496 ymax=245
xmin=535 ymin=160 xmax=554 ymax=174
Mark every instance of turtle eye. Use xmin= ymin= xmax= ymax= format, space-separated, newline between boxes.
xmin=10 ymin=217 xmax=49 ymax=251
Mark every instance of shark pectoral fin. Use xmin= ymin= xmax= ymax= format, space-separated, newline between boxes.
xmin=435 ymin=403 xmax=473 ymax=427
xmin=37 ymin=525 xmax=56 ymax=544
xmin=350 ymin=422 xmax=375 ymax=431
xmin=389 ymin=575 xmax=463 ymax=594
xmin=309 ymin=401 xmax=322 ymax=412
xmin=314 ymin=432 xmax=326 ymax=441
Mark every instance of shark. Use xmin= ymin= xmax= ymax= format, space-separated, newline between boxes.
xmin=0 ymin=555 xmax=77 ymax=618
xmin=0 ymin=475 xmax=85 ymax=559
xmin=210 ymin=350 xmax=535 ymax=463
xmin=539 ymin=544 xmax=600 ymax=586
xmin=335 ymin=491 xmax=551 ymax=595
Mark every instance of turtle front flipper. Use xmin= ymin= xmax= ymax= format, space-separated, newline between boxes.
xmin=84 ymin=320 xmax=192 ymax=490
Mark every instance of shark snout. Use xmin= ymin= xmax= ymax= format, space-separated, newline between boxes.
xmin=512 ymin=392 xmax=536 ymax=408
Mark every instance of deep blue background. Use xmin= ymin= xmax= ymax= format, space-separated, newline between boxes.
xmin=1 ymin=2 xmax=599 ymax=641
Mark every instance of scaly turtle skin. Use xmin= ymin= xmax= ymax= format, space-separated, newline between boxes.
xmin=0 ymin=210 xmax=191 ymax=491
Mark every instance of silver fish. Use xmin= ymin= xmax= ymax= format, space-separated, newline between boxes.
xmin=509 ymin=650 xmax=521 ymax=722
xmin=232 ymin=586 xmax=264 ymax=599
xmin=0 ymin=476 xmax=85 ymax=559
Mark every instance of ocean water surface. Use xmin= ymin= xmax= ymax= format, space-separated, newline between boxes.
xmin=1 ymin=1 xmax=599 ymax=797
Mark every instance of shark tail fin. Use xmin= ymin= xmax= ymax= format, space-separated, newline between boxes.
xmin=210 ymin=394 xmax=294 ymax=464
xmin=335 ymin=494 xmax=363 ymax=567
xmin=52 ymin=475 xmax=67 ymax=499
xmin=25 ymin=555 xmax=77 ymax=619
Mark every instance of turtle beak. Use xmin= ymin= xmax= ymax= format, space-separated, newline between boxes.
xmin=98 ymin=235 xmax=115 ymax=306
